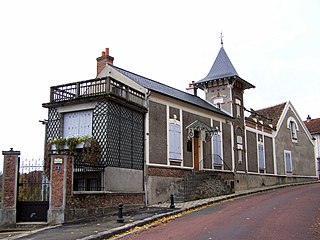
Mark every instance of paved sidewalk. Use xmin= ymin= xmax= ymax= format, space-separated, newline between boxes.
xmin=1 ymin=182 xmax=317 ymax=240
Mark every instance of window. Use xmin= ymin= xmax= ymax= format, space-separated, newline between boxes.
xmin=63 ymin=110 xmax=93 ymax=138
xmin=258 ymin=139 xmax=265 ymax=171
xmin=213 ymin=97 xmax=223 ymax=109
xmin=235 ymin=99 xmax=241 ymax=118
xmin=169 ymin=121 xmax=182 ymax=160
xmin=73 ymin=171 xmax=102 ymax=191
xmin=287 ymin=117 xmax=299 ymax=142
xmin=237 ymin=135 xmax=243 ymax=164
xmin=284 ymin=151 xmax=292 ymax=174
xmin=213 ymin=134 xmax=223 ymax=165
xmin=290 ymin=121 xmax=297 ymax=140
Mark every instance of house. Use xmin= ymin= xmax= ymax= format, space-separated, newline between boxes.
xmin=304 ymin=116 xmax=320 ymax=179
xmin=243 ymin=102 xmax=316 ymax=189
xmin=42 ymin=45 xmax=317 ymax=212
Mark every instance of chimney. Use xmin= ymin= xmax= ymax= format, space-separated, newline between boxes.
xmin=307 ymin=115 xmax=311 ymax=122
xmin=96 ymin=48 xmax=114 ymax=77
xmin=186 ymin=81 xmax=198 ymax=96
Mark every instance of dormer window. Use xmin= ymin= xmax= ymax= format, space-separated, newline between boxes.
xmin=287 ymin=117 xmax=299 ymax=142
xmin=290 ymin=121 xmax=297 ymax=139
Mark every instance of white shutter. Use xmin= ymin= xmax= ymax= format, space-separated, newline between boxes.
xmin=64 ymin=112 xmax=78 ymax=138
xmin=175 ymin=124 xmax=181 ymax=159
xmin=169 ymin=123 xmax=175 ymax=159
xmin=169 ymin=123 xmax=182 ymax=160
xmin=213 ymin=135 xmax=222 ymax=164
xmin=285 ymin=152 xmax=292 ymax=173
xmin=78 ymin=111 xmax=92 ymax=137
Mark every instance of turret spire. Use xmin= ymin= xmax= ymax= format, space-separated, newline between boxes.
xmin=220 ymin=31 xmax=224 ymax=46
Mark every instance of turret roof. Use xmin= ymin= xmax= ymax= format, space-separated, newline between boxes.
xmin=197 ymin=47 xmax=238 ymax=83
xmin=195 ymin=47 xmax=255 ymax=90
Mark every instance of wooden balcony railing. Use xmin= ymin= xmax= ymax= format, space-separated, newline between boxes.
xmin=49 ymin=77 xmax=145 ymax=107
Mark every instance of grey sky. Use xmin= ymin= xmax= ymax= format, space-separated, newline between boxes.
xmin=0 ymin=0 xmax=319 ymax=171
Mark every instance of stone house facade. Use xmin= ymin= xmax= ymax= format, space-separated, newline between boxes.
xmin=41 ymin=45 xmax=317 ymax=209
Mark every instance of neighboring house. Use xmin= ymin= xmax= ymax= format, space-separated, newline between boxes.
xmin=245 ymin=102 xmax=316 ymax=186
xmin=304 ymin=116 xmax=320 ymax=179
xmin=42 ymin=46 xmax=317 ymax=206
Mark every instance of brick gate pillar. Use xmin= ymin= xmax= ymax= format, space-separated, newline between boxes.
xmin=0 ymin=149 xmax=20 ymax=227
xmin=47 ymin=154 xmax=74 ymax=225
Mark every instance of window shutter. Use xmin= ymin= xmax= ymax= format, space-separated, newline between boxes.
xmin=258 ymin=143 xmax=265 ymax=169
xmin=213 ymin=135 xmax=223 ymax=164
xmin=79 ymin=111 xmax=92 ymax=137
xmin=285 ymin=152 xmax=292 ymax=172
xmin=169 ymin=123 xmax=181 ymax=160
xmin=169 ymin=123 xmax=175 ymax=159
xmin=64 ymin=112 xmax=78 ymax=138
xmin=175 ymin=124 xmax=181 ymax=159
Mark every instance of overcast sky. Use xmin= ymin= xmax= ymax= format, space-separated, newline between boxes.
xmin=1 ymin=0 xmax=319 ymax=171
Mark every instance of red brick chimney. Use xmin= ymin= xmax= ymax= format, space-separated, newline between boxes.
xmin=96 ymin=48 xmax=114 ymax=76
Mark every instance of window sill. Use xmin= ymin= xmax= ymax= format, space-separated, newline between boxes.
xmin=169 ymin=158 xmax=182 ymax=162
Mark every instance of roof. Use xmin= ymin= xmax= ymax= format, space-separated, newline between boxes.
xmin=304 ymin=118 xmax=320 ymax=134
xmin=250 ymin=102 xmax=287 ymax=127
xmin=110 ymin=65 xmax=230 ymax=117
xmin=195 ymin=47 xmax=255 ymax=90
xmin=198 ymin=47 xmax=238 ymax=83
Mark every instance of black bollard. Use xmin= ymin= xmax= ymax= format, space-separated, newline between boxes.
xmin=117 ymin=203 xmax=124 ymax=222
xmin=170 ymin=194 xmax=175 ymax=209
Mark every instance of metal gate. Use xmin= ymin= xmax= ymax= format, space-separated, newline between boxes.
xmin=17 ymin=157 xmax=50 ymax=222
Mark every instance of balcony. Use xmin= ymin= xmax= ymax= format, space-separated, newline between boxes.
xmin=47 ymin=77 xmax=146 ymax=107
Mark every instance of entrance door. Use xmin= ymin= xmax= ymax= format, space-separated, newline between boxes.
xmin=194 ymin=136 xmax=199 ymax=171
xmin=17 ymin=158 xmax=50 ymax=222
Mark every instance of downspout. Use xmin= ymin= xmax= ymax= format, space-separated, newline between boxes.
xmin=143 ymin=90 xmax=151 ymax=206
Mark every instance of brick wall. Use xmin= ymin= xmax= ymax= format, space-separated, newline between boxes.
xmin=66 ymin=192 xmax=144 ymax=221
xmin=147 ymin=166 xmax=191 ymax=178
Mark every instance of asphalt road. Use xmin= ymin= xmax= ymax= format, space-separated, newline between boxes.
xmin=118 ymin=183 xmax=320 ymax=240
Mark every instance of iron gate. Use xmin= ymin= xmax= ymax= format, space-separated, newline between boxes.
xmin=17 ymin=157 xmax=50 ymax=222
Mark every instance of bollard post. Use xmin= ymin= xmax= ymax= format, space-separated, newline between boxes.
xmin=117 ymin=203 xmax=124 ymax=222
xmin=170 ymin=194 xmax=175 ymax=209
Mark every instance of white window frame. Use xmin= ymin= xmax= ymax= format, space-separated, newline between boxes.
xmin=284 ymin=150 xmax=293 ymax=174
xmin=235 ymin=99 xmax=241 ymax=118
xmin=63 ymin=110 xmax=93 ymax=138
xmin=237 ymin=135 xmax=243 ymax=164
xmin=168 ymin=118 xmax=182 ymax=160
xmin=258 ymin=138 xmax=265 ymax=171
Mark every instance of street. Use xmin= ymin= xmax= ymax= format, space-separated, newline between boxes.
xmin=117 ymin=183 xmax=320 ymax=240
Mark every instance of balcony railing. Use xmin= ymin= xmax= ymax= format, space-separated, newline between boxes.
xmin=49 ymin=77 xmax=145 ymax=107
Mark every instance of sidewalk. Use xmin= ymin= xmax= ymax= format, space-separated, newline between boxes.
xmin=1 ymin=182 xmax=317 ymax=240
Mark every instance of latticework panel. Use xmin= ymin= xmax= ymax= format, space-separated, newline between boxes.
xmin=93 ymin=101 xmax=144 ymax=170
xmin=46 ymin=108 xmax=61 ymax=141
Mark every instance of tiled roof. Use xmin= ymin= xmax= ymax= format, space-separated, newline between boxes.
xmin=195 ymin=47 xmax=255 ymax=90
xmin=110 ymin=65 xmax=230 ymax=117
xmin=250 ymin=102 xmax=287 ymax=127
xmin=304 ymin=118 xmax=320 ymax=134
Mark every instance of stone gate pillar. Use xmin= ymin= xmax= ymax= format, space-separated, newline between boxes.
xmin=0 ymin=149 xmax=20 ymax=227
xmin=47 ymin=153 xmax=74 ymax=225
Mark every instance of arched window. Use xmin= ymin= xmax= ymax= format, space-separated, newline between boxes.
xmin=236 ymin=128 xmax=244 ymax=164
xmin=287 ymin=117 xmax=299 ymax=142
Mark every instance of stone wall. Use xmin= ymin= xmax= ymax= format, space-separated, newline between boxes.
xmin=234 ymin=172 xmax=318 ymax=191
xmin=65 ymin=192 xmax=144 ymax=221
